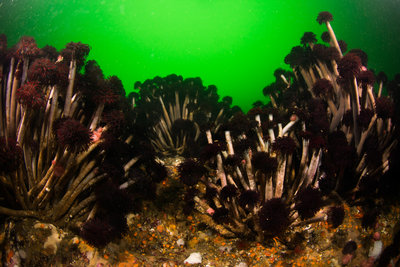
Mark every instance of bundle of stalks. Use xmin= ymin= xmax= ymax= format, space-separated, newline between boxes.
xmin=132 ymin=74 xmax=236 ymax=156
xmin=178 ymin=11 xmax=398 ymax=242
xmin=265 ymin=11 xmax=397 ymax=194
xmin=0 ymin=36 xmax=143 ymax=230
xmin=180 ymin=112 xmax=335 ymax=241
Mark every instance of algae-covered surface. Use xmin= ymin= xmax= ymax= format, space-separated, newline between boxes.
xmin=1 ymin=162 xmax=399 ymax=266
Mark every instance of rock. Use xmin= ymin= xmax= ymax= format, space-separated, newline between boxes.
xmin=176 ymin=238 xmax=185 ymax=246
xmin=184 ymin=252 xmax=202 ymax=265
xmin=34 ymin=223 xmax=64 ymax=255
xmin=18 ymin=249 xmax=26 ymax=259
xmin=218 ymin=245 xmax=232 ymax=253
xmin=368 ymin=240 xmax=383 ymax=260
xmin=235 ymin=262 xmax=248 ymax=267
xmin=198 ymin=231 xmax=210 ymax=242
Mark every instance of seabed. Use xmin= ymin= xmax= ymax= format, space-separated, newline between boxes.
xmin=1 ymin=159 xmax=399 ymax=267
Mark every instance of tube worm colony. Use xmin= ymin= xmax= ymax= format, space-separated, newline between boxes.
xmin=131 ymin=74 xmax=238 ymax=156
xmin=0 ymin=11 xmax=399 ymax=252
xmin=0 ymin=36 xmax=167 ymax=246
xmin=178 ymin=11 xmax=398 ymax=242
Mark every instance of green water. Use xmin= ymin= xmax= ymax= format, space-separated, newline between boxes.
xmin=1 ymin=0 xmax=399 ymax=111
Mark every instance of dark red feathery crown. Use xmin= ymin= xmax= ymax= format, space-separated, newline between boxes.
xmin=225 ymin=112 xmax=257 ymax=137
xmin=220 ymin=184 xmax=239 ymax=200
xmin=94 ymin=76 xmax=124 ymax=105
xmin=247 ymin=107 xmax=264 ymax=118
xmin=40 ymin=45 xmax=59 ymax=61
xmin=337 ymin=53 xmax=362 ymax=80
xmin=61 ymin=41 xmax=90 ymax=69
xmin=321 ymin=31 xmax=330 ymax=43
xmin=102 ymin=110 xmax=125 ymax=131
xmin=14 ymin=36 xmax=40 ymax=59
xmin=272 ymin=136 xmax=297 ymax=155
xmin=200 ymin=142 xmax=223 ymax=162
xmin=252 ymin=151 xmax=278 ymax=175
xmin=300 ymin=32 xmax=317 ymax=46
xmin=93 ymin=86 xmax=119 ymax=105
xmin=348 ymin=49 xmax=368 ymax=66
xmin=309 ymin=134 xmax=327 ymax=150
xmin=107 ymin=75 xmax=125 ymax=97
xmin=178 ymin=158 xmax=207 ymax=186
xmin=312 ymin=78 xmax=334 ymax=98
xmin=61 ymin=42 xmax=90 ymax=60
xmin=258 ymin=198 xmax=290 ymax=236
xmin=357 ymin=70 xmax=375 ymax=89
xmin=0 ymin=137 xmax=23 ymax=173
xmin=80 ymin=217 xmax=115 ymax=248
xmin=28 ymin=58 xmax=59 ymax=85
xmin=376 ymin=71 xmax=388 ymax=84
xmin=284 ymin=46 xmax=312 ymax=68
xmin=325 ymin=47 xmax=341 ymax=61
xmin=55 ymin=62 xmax=70 ymax=86
xmin=375 ymin=96 xmax=394 ymax=119
xmin=294 ymin=186 xmax=323 ymax=220
xmin=233 ymin=138 xmax=256 ymax=156
xmin=307 ymin=99 xmax=329 ymax=135
xmin=317 ymin=11 xmax=333 ymax=24
xmin=16 ymin=81 xmax=45 ymax=109
xmin=312 ymin=44 xmax=329 ymax=61
xmin=238 ymin=190 xmax=260 ymax=209
xmin=327 ymin=205 xmax=345 ymax=228
xmin=358 ymin=108 xmax=374 ymax=129
xmin=55 ymin=118 xmax=92 ymax=153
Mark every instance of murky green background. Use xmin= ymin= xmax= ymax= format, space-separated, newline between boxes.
xmin=1 ymin=0 xmax=399 ymax=111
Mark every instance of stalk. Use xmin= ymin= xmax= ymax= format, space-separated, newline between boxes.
xmin=274 ymin=155 xmax=287 ymax=198
xmin=325 ymin=21 xmax=342 ymax=57
xmin=5 ymin=57 xmax=15 ymax=137
xmin=304 ymin=149 xmax=322 ymax=188
xmin=216 ymin=154 xmax=227 ymax=188
xmin=357 ymin=114 xmax=377 ymax=155
xmin=225 ymin=131 xmax=234 ymax=155
xmin=63 ymin=58 xmax=77 ymax=117
xmin=265 ymin=176 xmax=273 ymax=201
xmin=244 ymin=153 xmax=256 ymax=190
xmin=330 ymin=92 xmax=345 ymax=131
xmin=52 ymin=160 xmax=97 ymax=219
xmin=351 ymin=77 xmax=361 ymax=146
xmin=21 ymin=56 xmax=29 ymax=85
xmin=89 ymin=102 xmax=104 ymax=131
xmin=9 ymin=60 xmax=21 ymax=137
xmin=0 ymin=206 xmax=38 ymax=218
xmin=46 ymin=86 xmax=59 ymax=144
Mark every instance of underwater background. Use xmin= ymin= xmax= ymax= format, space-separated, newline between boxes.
xmin=2 ymin=0 xmax=400 ymax=266
xmin=1 ymin=0 xmax=399 ymax=111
